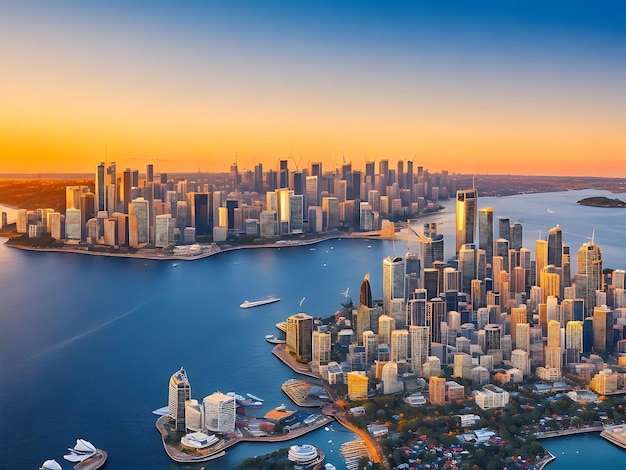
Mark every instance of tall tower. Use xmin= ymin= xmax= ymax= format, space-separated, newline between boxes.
xmin=168 ymin=368 xmax=191 ymax=432
xmin=577 ymin=242 xmax=603 ymax=316
xmin=478 ymin=207 xmax=494 ymax=263
xmin=359 ymin=273 xmax=373 ymax=308
xmin=455 ymin=188 xmax=477 ymax=255
xmin=383 ymin=256 xmax=405 ymax=316
xmin=547 ymin=226 xmax=563 ymax=268
xmin=286 ymin=313 xmax=313 ymax=362
xmin=95 ymin=162 xmax=106 ymax=212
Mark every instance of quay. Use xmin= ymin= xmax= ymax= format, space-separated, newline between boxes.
xmin=533 ymin=425 xmax=604 ymax=440
xmin=600 ymin=424 xmax=626 ymax=450
xmin=156 ymin=413 xmax=334 ymax=464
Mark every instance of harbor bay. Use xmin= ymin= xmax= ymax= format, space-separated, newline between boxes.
xmin=2 ymin=189 xmax=626 ymax=469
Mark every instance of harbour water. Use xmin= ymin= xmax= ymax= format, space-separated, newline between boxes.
xmin=1 ymin=189 xmax=626 ymax=469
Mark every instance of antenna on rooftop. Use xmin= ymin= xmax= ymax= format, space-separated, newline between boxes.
xmin=591 ymin=229 xmax=595 ymax=245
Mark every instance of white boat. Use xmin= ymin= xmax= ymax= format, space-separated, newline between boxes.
xmin=40 ymin=460 xmax=62 ymax=470
xmin=247 ymin=393 xmax=264 ymax=402
xmin=239 ymin=296 xmax=280 ymax=308
xmin=227 ymin=392 xmax=262 ymax=407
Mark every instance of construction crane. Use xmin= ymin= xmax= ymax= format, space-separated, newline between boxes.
xmin=403 ymin=218 xmax=433 ymax=251
xmin=290 ymin=155 xmax=303 ymax=171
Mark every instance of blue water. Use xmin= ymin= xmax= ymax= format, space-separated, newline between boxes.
xmin=1 ymin=189 xmax=626 ymax=469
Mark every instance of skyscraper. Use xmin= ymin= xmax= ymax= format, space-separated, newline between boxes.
xmin=286 ymin=313 xmax=313 ymax=362
xmin=168 ymin=368 xmax=191 ymax=432
xmin=577 ymin=242 xmax=603 ymax=316
xmin=547 ymin=225 xmax=563 ymax=268
xmin=478 ymin=207 xmax=494 ymax=263
xmin=383 ymin=256 xmax=405 ymax=316
xmin=359 ymin=273 xmax=373 ymax=308
xmin=95 ymin=162 xmax=106 ymax=212
xmin=455 ymin=188 xmax=477 ymax=255
xmin=203 ymin=392 xmax=236 ymax=433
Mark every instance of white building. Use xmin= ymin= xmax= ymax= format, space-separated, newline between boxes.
xmin=203 ymin=392 xmax=236 ymax=434
xmin=473 ymin=384 xmax=509 ymax=410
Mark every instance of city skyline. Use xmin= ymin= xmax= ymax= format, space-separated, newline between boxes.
xmin=2 ymin=1 xmax=625 ymax=176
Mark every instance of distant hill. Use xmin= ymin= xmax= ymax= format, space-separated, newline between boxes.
xmin=577 ymin=196 xmax=626 ymax=208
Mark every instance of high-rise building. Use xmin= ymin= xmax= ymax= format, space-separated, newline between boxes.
xmin=593 ymin=305 xmax=613 ymax=355
xmin=577 ymin=242 xmax=603 ymax=317
xmin=478 ymin=207 xmax=494 ymax=263
xmin=547 ymin=226 xmax=563 ymax=268
xmin=95 ymin=162 xmax=106 ymax=212
xmin=203 ymin=392 xmax=236 ymax=433
xmin=565 ymin=321 xmax=583 ymax=364
xmin=188 ymin=192 xmax=211 ymax=235
xmin=383 ymin=256 xmax=405 ymax=316
xmin=378 ymin=314 xmax=395 ymax=345
xmin=390 ymin=329 xmax=409 ymax=362
xmin=155 ymin=214 xmax=174 ymax=248
xmin=359 ymin=273 xmax=373 ymax=308
xmin=312 ymin=331 xmax=332 ymax=366
xmin=429 ymin=376 xmax=447 ymax=405
xmin=455 ymin=188 xmax=477 ymax=254
xmin=129 ymin=197 xmax=149 ymax=246
xmin=286 ymin=313 xmax=314 ymax=363
xmin=168 ymin=368 xmax=191 ymax=432
xmin=410 ymin=325 xmax=429 ymax=376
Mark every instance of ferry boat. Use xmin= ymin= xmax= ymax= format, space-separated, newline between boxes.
xmin=265 ymin=334 xmax=286 ymax=345
xmin=239 ymin=296 xmax=280 ymax=308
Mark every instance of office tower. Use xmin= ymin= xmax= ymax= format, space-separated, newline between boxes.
xmin=187 ymin=192 xmax=211 ymax=235
xmin=511 ymin=306 xmax=527 ymax=349
xmin=535 ymin=240 xmax=548 ymax=286
xmin=286 ymin=313 xmax=313 ymax=362
xmin=129 ymin=197 xmax=149 ymax=246
xmin=305 ymin=175 xmax=319 ymax=215
xmin=541 ymin=266 xmax=560 ymax=304
xmin=347 ymin=372 xmax=369 ymax=400
xmin=453 ymin=353 xmax=473 ymax=379
xmin=495 ymin=238 xmax=510 ymax=272
xmin=312 ymin=331 xmax=331 ymax=366
xmin=565 ymin=321 xmax=583 ymax=364
xmin=289 ymin=194 xmax=304 ymax=233
xmin=577 ymin=242 xmax=603 ymax=317
xmin=478 ymin=207 xmax=494 ymax=263
xmin=613 ymin=270 xmax=626 ymax=290
xmin=427 ymin=299 xmax=446 ymax=344
xmin=458 ymin=244 xmax=476 ymax=294
xmin=410 ymin=325 xmax=429 ymax=376
xmin=355 ymin=305 xmax=372 ymax=344
xmin=383 ymin=256 xmax=405 ymax=316
xmin=511 ymin=349 xmax=530 ymax=375
xmin=516 ymin=322 xmax=530 ymax=354
xmin=498 ymin=217 xmax=510 ymax=242
xmin=203 ymin=392 xmax=236 ymax=433
xmin=155 ymin=214 xmax=174 ymax=248
xmin=547 ymin=225 xmax=563 ymax=268
xmin=510 ymin=222 xmax=523 ymax=251
xmin=359 ymin=273 xmax=373 ymax=308
xmin=168 ymin=368 xmax=191 ymax=432
xmin=485 ymin=324 xmax=502 ymax=351
xmin=407 ymin=298 xmax=427 ymax=328
xmin=322 ymin=197 xmax=340 ymax=231
xmin=593 ymin=305 xmax=613 ymax=355
xmin=455 ymin=188 xmax=477 ymax=254
xmin=95 ymin=162 xmax=106 ymax=212
xmin=65 ymin=208 xmax=81 ymax=240
xmin=429 ymin=376 xmax=447 ymax=405
xmin=363 ymin=330 xmax=378 ymax=366
xmin=122 ymin=168 xmax=132 ymax=213
xmin=274 ymin=188 xmax=292 ymax=234
xmin=79 ymin=192 xmax=96 ymax=239
xmin=390 ymin=329 xmax=409 ymax=362
xmin=131 ymin=169 xmax=139 ymax=188
xmin=378 ymin=314 xmax=395 ymax=345
xmin=225 ymin=199 xmax=238 ymax=231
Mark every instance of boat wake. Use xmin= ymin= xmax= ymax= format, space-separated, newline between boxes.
xmin=32 ymin=297 xmax=161 ymax=360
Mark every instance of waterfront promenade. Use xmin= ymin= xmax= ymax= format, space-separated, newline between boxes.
xmin=533 ymin=426 xmax=604 ymax=440
xmin=156 ymin=414 xmax=334 ymax=464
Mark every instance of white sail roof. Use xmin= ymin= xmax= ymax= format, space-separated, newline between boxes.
xmin=40 ymin=460 xmax=63 ymax=470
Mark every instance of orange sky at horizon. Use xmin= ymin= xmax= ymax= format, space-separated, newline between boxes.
xmin=2 ymin=2 xmax=625 ymax=177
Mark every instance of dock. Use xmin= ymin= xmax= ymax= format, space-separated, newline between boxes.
xmin=341 ymin=439 xmax=369 ymax=470
xmin=600 ymin=424 xmax=626 ymax=450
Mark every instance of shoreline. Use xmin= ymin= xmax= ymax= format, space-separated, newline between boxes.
xmin=1 ymin=231 xmax=382 ymax=261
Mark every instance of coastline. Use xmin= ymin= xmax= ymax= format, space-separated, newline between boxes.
xmin=1 ymin=231 xmax=381 ymax=261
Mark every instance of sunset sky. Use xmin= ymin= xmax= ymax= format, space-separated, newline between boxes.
xmin=2 ymin=1 xmax=625 ymax=176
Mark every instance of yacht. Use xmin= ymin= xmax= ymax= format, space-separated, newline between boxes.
xmin=239 ymin=296 xmax=280 ymax=308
